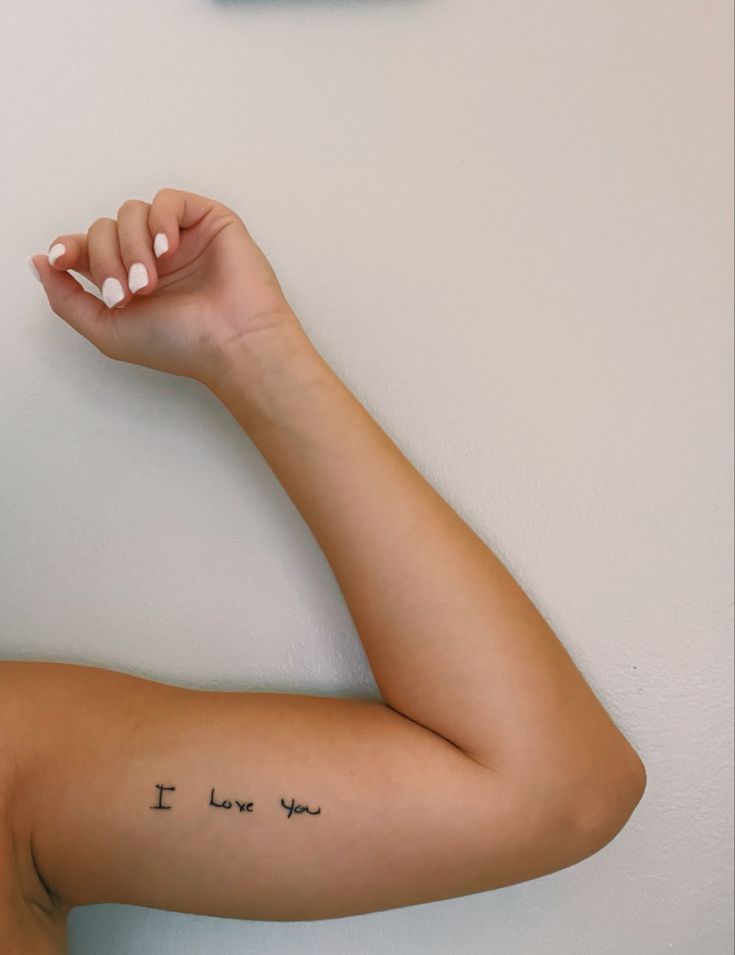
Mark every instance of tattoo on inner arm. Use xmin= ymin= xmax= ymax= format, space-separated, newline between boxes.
xmin=280 ymin=797 xmax=321 ymax=818
xmin=209 ymin=788 xmax=254 ymax=812
xmin=150 ymin=783 xmax=321 ymax=819
xmin=150 ymin=784 xmax=176 ymax=810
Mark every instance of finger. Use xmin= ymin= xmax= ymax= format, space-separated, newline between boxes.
xmin=30 ymin=253 xmax=120 ymax=358
xmin=147 ymin=187 xmax=219 ymax=261
xmin=116 ymin=199 xmax=158 ymax=298
xmin=87 ymin=217 xmax=130 ymax=310
xmin=45 ymin=234 xmax=93 ymax=283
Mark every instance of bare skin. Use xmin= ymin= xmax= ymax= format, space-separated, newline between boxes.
xmin=6 ymin=189 xmax=646 ymax=951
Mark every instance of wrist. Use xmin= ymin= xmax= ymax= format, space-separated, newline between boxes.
xmin=204 ymin=310 xmax=333 ymax=432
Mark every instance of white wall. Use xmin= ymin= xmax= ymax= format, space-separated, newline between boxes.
xmin=2 ymin=1 xmax=732 ymax=953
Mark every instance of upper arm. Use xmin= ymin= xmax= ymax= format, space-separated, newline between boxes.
xmin=9 ymin=661 xmax=607 ymax=922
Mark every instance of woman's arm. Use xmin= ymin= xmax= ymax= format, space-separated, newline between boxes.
xmin=5 ymin=659 xmax=514 ymax=922
xmin=20 ymin=189 xmax=645 ymax=923
xmin=209 ymin=318 xmax=646 ymax=813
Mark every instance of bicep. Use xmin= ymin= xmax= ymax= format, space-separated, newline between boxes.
xmin=15 ymin=662 xmax=581 ymax=921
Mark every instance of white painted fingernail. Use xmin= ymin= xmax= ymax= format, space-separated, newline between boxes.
xmin=48 ymin=243 xmax=66 ymax=266
xmin=102 ymin=277 xmax=125 ymax=309
xmin=153 ymin=233 xmax=169 ymax=258
xmin=128 ymin=262 xmax=149 ymax=293
xmin=27 ymin=256 xmax=41 ymax=282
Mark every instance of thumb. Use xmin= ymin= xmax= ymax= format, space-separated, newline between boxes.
xmin=29 ymin=253 xmax=118 ymax=358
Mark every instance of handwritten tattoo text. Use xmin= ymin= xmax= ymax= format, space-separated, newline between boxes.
xmin=150 ymin=784 xmax=176 ymax=810
xmin=210 ymin=787 xmax=254 ymax=812
xmin=149 ymin=783 xmax=321 ymax=820
xmin=280 ymin=797 xmax=321 ymax=818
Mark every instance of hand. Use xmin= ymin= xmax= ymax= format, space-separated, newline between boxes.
xmin=29 ymin=188 xmax=299 ymax=387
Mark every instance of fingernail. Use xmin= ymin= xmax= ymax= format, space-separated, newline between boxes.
xmin=153 ymin=233 xmax=169 ymax=258
xmin=102 ymin=277 xmax=125 ymax=309
xmin=128 ymin=262 xmax=149 ymax=293
xmin=48 ymin=243 xmax=66 ymax=266
xmin=27 ymin=256 xmax=41 ymax=283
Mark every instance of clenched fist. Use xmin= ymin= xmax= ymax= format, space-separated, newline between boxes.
xmin=29 ymin=188 xmax=300 ymax=388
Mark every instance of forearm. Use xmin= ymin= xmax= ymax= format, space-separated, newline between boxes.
xmin=209 ymin=317 xmax=645 ymax=814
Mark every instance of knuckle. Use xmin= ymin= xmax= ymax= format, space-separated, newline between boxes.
xmin=88 ymin=216 xmax=115 ymax=235
xmin=50 ymin=295 xmax=73 ymax=321
xmin=117 ymin=231 xmax=143 ymax=259
xmin=153 ymin=187 xmax=176 ymax=204
xmin=99 ymin=333 xmax=122 ymax=361
xmin=117 ymin=198 xmax=146 ymax=217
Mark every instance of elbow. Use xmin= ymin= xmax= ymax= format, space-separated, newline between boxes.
xmin=571 ymin=746 xmax=647 ymax=857
xmin=471 ymin=747 xmax=647 ymax=889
